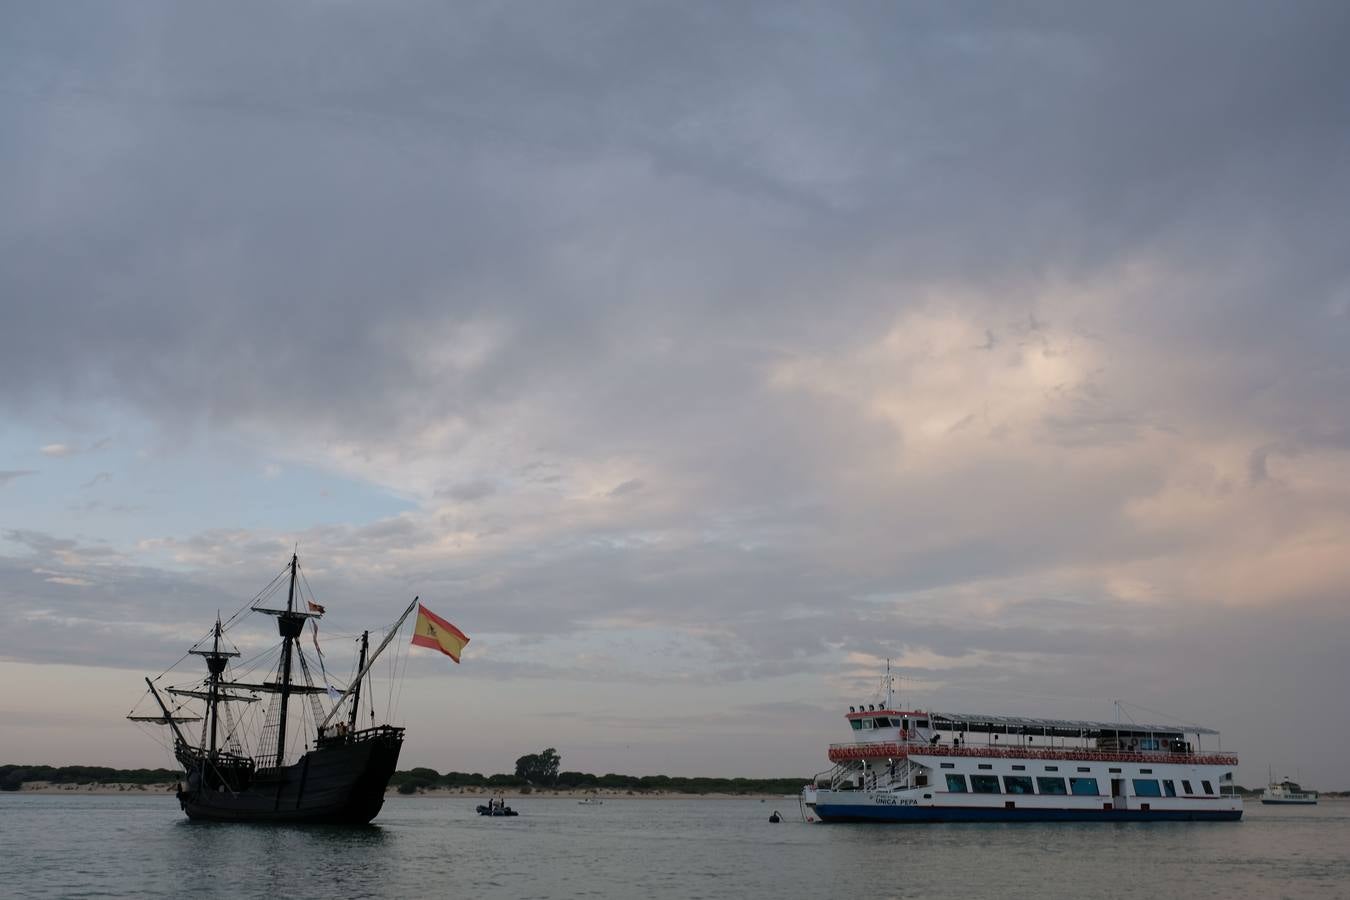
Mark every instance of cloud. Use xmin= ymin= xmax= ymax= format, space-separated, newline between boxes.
xmin=0 ymin=470 xmax=37 ymax=486
xmin=0 ymin=2 xmax=1348 ymax=780
xmin=38 ymin=438 xmax=111 ymax=458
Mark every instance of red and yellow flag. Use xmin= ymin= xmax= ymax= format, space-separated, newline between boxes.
xmin=411 ymin=603 xmax=469 ymax=663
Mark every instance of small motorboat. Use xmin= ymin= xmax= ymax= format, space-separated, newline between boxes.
xmin=476 ymin=800 xmax=519 ymax=817
xmin=577 ymin=798 xmax=603 ymax=805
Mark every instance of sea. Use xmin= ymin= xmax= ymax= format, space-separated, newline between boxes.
xmin=2 ymin=794 xmax=1347 ymax=899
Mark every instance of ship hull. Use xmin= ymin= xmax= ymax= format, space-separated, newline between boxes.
xmin=1260 ymin=798 xmax=1317 ymax=805
xmin=178 ymin=729 xmax=403 ymax=824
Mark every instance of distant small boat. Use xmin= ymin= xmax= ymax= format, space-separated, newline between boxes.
xmin=577 ymin=797 xmax=603 ymax=805
xmin=1262 ymin=774 xmax=1318 ymax=805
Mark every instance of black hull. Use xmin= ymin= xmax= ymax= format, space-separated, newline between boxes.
xmin=178 ymin=728 xmax=403 ymax=824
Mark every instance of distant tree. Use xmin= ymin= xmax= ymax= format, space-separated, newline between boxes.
xmin=514 ymin=748 xmax=561 ymax=785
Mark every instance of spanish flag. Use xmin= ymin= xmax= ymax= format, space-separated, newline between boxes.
xmin=411 ymin=603 xmax=469 ymax=663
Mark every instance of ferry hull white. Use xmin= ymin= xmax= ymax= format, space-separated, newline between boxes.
xmin=804 ymin=788 xmax=1242 ymax=823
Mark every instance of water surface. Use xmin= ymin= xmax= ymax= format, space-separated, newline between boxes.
xmin=3 ymin=794 xmax=1345 ymax=899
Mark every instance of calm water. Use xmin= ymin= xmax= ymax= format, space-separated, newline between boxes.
xmin=2 ymin=794 xmax=1347 ymax=899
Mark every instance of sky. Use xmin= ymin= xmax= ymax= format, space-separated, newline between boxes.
xmin=2 ymin=1 xmax=1348 ymax=787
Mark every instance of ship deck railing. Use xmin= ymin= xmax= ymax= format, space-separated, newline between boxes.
xmin=315 ymin=723 xmax=405 ymax=748
xmin=827 ymin=740 xmax=1238 ymax=767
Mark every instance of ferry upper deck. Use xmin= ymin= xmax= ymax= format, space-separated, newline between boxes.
xmin=829 ymin=708 xmax=1236 ymax=767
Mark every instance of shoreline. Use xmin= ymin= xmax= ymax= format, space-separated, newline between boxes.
xmin=9 ymin=783 xmax=1349 ymax=801
xmin=8 ymin=781 xmax=794 ymax=799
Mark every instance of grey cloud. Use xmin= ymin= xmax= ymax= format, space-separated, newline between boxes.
xmin=607 ymin=479 xmax=643 ymax=498
xmin=2 ymin=2 xmax=1346 ymax=446
xmin=0 ymin=470 xmax=37 ymax=486
xmin=1 ymin=2 xmax=1348 ymax=781
xmin=435 ymin=480 xmax=497 ymax=503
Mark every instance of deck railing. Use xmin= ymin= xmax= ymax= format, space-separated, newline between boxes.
xmin=827 ymin=741 xmax=1237 ymax=767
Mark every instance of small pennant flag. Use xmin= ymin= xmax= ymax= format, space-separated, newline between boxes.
xmin=307 ymin=600 xmax=326 ymax=614
xmin=411 ymin=603 xmax=469 ymax=663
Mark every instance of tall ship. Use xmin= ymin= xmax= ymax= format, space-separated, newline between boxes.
xmin=128 ymin=554 xmax=420 ymax=823
xmin=801 ymin=674 xmax=1241 ymax=823
xmin=1261 ymin=771 xmax=1318 ymax=805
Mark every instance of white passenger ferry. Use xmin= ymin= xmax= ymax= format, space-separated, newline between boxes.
xmin=801 ymin=689 xmax=1241 ymax=823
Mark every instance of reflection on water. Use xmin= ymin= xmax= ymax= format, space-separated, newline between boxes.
xmin=4 ymin=794 xmax=1348 ymax=899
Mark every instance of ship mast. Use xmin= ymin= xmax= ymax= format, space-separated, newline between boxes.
xmin=348 ymin=630 xmax=369 ymax=733
xmin=186 ymin=615 xmax=239 ymax=759
xmin=273 ymin=552 xmax=303 ymax=767
xmin=208 ymin=618 xmax=223 ymax=757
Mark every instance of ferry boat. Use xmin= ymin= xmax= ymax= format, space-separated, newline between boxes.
xmin=801 ymin=683 xmax=1241 ymax=823
xmin=1261 ymin=774 xmax=1317 ymax=805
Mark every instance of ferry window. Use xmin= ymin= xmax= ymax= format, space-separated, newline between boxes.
xmin=1003 ymin=776 xmax=1034 ymax=795
xmin=1077 ymin=766 xmax=1091 ymax=772
xmin=1011 ymin=765 xmax=1026 ymax=771
xmin=1163 ymin=780 xmax=1177 ymax=797
xmin=850 ymin=720 xmax=862 ymax=731
xmin=1044 ymin=766 xmax=1059 ymax=772
xmin=1037 ymin=777 xmax=1068 ymax=795
xmin=1133 ymin=779 xmax=1162 ymax=797
xmin=1108 ymin=767 xmax=1122 ymax=774
xmin=1202 ymin=780 xmax=1214 ymax=795
xmin=940 ymin=763 xmax=955 ymax=769
xmin=1069 ymin=777 xmax=1100 ymax=796
xmin=977 ymin=764 xmax=993 ymax=770
xmin=873 ymin=717 xmax=890 ymax=727
xmin=1181 ymin=780 xmax=1194 ymax=794
xmin=916 ymin=720 xmax=929 ymax=728
xmin=970 ymin=775 xmax=1001 ymax=794
xmin=945 ymin=774 xmax=968 ymax=793
xmin=1140 ymin=769 xmax=1152 ymax=774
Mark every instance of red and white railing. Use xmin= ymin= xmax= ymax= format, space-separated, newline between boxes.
xmin=827 ymin=741 xmax=1237 ymax=767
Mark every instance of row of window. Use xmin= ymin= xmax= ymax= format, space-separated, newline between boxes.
xmin=851 ymin=717 xmax=931 ymax=730
xmin=944 ymin=774 xmax=1215 ymax=797
xmin=941 ymin=763 xmax=1163 ymax=776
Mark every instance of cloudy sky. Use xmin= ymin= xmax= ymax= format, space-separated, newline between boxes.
xmin=2 ymin=2 xmax=1348 ymax=786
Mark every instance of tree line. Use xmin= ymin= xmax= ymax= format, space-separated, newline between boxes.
xmin=2 ymin=752 xmax=805 ymax=796
xmin=391 ymin=767 xmax=805 ymax=795
xmin=391 ymin=748 xmax=804 ymax=795
xmin=1 ymin=764 xmax=181 ymax=791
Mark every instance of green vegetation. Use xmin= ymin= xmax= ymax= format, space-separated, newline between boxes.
xmin=388 ymin=748 xmax=803 ymax=795
xmin=388 ymin=767 xmax=804 ymax=795
xmin=2 ymin=759 xmax=805 ymax=795
xmin=1 ymin=765 xmax=181 ymax=792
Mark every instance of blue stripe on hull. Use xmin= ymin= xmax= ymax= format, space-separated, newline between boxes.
xmin=813 ymin=804 xmax=1242 ymax=823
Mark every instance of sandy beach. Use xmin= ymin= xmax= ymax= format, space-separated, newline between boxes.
xmin=11 ymin=782 xmax=787 ymax=799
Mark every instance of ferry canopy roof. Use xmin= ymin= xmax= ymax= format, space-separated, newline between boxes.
xmin=927 ymin=712 xmax=1219 ymax=737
